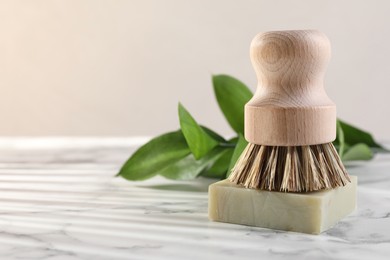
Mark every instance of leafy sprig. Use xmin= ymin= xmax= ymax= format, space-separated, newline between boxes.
xmin=118 ymin=75 xmax=387 ymax=181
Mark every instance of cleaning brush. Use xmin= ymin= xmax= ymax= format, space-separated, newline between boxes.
xmin=228 ymin=30 xmax=350 ymax=192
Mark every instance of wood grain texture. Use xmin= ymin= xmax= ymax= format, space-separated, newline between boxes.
xmin=245 ymin=30 xmax=336 ymax=146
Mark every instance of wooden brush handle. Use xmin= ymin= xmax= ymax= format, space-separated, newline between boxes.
xmin=245 ymin=30 xmax=336 ymax=146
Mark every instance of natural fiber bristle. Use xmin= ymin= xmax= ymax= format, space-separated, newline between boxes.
xmin=228 ymin=143 xmax=350 ymax=192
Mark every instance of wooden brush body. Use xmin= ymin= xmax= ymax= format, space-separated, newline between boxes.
xmin=246 ymin=30 xmax=336 ymax=146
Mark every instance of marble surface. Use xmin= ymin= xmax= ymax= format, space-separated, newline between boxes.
xmin=0 ymin=137 xmax=389 ymax=260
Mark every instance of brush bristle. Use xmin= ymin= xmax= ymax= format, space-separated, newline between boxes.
xmin=228 ymin=143 xmax=350 ymax=192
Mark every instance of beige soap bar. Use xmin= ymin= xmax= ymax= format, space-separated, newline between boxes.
xmin=209 ymin=176 xmax=357 ymax=234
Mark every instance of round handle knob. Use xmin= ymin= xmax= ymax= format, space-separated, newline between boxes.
xmin=250 ymin=30 xmax=331 ymax=98
xmin=245 ymin=30 xmax=336 ymax=146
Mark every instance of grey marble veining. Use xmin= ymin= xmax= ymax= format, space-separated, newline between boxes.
xmin=0 ymin=138 xmax=389 ymax=260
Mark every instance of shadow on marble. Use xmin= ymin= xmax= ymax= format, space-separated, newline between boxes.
xmin=138 ymin=183 xmax=210 ymax=192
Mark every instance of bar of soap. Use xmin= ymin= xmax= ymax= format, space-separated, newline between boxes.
xmin=209 ymin=176 xmax=357 ymax=234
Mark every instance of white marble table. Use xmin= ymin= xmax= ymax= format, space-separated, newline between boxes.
xmin=0 ymin=138 xmax=389 ymax=260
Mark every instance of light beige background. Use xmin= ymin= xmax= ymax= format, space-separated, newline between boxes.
xmin=0 ymin=0 xmax=389 ymax=139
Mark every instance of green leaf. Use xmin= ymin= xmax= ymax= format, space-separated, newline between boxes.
xmin=226 ymin=134 xmax=248 ymax=177
xmin=118 ymin=130 xmax=190 ymax=180
xmin=227 ymin=136 xmax=239 ymax=143
xmin=338 ymin=119 xmax=386 ymax=151
xmin=201 ymin=148 xmax=234 ymax=178
xmin=212 ymin=75 xmax=253 ymax=134
xmin=201 ymin=125 xmax=226 ymax=142
xmin=160 ymin=147 xmax=226 ymax=180
xmin=178 ymin=103 xmax=219 ymax=159
xmin=335 ymin=120 xmax=345 ymax=158
xmin=342 ymin=143 xmax=373 ymax=161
